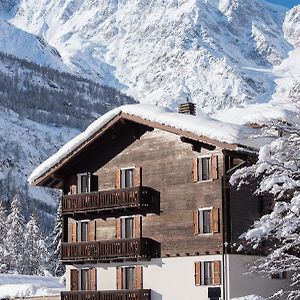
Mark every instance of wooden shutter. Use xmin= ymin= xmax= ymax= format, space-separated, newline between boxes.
xmin=71 ymin=222 xmax=77 ymax=242
xmin=135 ymin=215 xmax=142 ymax=238
xmin=115 ymin=169 xmax=121 ymax=189
xmin=211 ymin=155 xmax=218 ymax=180
xmin=136 ymin=266 xmax=143 ymax=289
xmin=134 ymin=167 xmax=142 ymax=187
xmin=88 ymin=220 xmax=96 ymax=241
xmin=195 ymin=262 xmax=201 ymax=286
xmin=212 ymin=208 xmax=219 ymax=233
xmin=116 ymin=267 xmax=123 ymax=290
xmin=193 ymin=210 xmax=199 ymax=236
xmin=90 ymin=268 xmax=97 ymax=291
xmin=213 ymin=261 xmax=221 ymax=285
xmin=116 ymin=218 xmax=121 ymax=239
xmin=193 ymin=158 xmax=198 ymax=182
xmin=70 ymin=269 xmax=79 ymax=291
xmin=90 ymin=175 xmax=99 ymax=192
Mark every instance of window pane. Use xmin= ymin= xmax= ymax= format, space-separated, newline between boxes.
xmin=204 ymin=262 xmax=213 ymax=285
xmin=203 ymin=210 xmax=211 ymax=233
xmin=81 ymin=269 xmax=89 ymax=290
xmin=121 ymin=169 xmax=135 ymax=188
xmin=81 ymin=222 xmax=88 ymax=242
xmin=124 ymin=267 xmax=136 ymax=290
xmin=81 ymin=175 xmax=89 ymax=193
xmin=202 ymin=158 xmax=210 ymax=180
xmin=125 ymin=218 xmax=134 ymax=238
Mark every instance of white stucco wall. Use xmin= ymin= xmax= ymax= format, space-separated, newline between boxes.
xmin=227 ymin=254 xmax=290 ymax=299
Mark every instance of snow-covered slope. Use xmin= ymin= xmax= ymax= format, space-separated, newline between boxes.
xmin=3 ymin=0 xmax=294 ymax=114
xmin=0 ymin=19 xmax=68 ymax=72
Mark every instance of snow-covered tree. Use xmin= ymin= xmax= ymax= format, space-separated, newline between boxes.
xmin=230 ymin=122 xmax=300 ymax=299
xmin=49 ymin=201 xmax=64 ymax=276
xmin=0 ymin=201 xmax=8 ymax=272
xmin=23 ymin=213 xmax=50 ymax=275
xmin=4 ymin=194 xmax=26 ymax=273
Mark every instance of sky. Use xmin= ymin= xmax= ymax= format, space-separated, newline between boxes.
xmin=267 ymin=0 xmax=300 ymax=8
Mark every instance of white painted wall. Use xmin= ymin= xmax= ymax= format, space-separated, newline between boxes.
xmin=228 ymin=254 xmax=290 ymax=299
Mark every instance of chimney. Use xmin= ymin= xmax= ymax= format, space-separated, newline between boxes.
xmin=178 ymin=102 xmax=196 ymax=116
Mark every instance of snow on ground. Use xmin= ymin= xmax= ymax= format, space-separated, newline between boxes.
xmin=28 ymin=103 xmax=271 ymax=185
xmin=232 ymin=296 xmax=265 ymax=300
xmin=0 ymin=274 xmax=64 ymax=297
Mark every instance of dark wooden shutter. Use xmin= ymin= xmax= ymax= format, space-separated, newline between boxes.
xmin=90 ymin=268 xmax=97 ymax=291
xmin=90 ymin=174 xmax=99 ymax=192
xmin=116 ymin=267 xmax=123 ymax=290
xmin=195 ymin=262 xmax=201 ymax=286
xmin=70 ymin=269 xmax=79 ymax=291
xmin=211 ymin=155 xmax=218 ymax=180
xmin=116 ymin=218 xmax=121 ymax=239
xmin=193 ymin=210 xmax=199 ymax=236
xmin=134 ymin=167 xmax=142 ymax=187
xmin=212 ymin=208 xmax=219 ymax=233
xmin=134 ymin=215 xmax=142 ymax=238
xmin=115 ymin=169 xmax=121 ymax=189
xmin=213 ymin=261 xmax=221 ymax=285
xmin=88 ymin=220 xmax=96 ymax=241
xmin=136 ymin=266 xmax=143 ymax=289
xmin=71 ymin=222 xmax=77 ymax=242
xmin=193 ymin=158 xmax=198 ymax=182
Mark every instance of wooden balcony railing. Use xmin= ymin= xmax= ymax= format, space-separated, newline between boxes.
xmin=61 ymin=238 xmax=160 ymax=262
xmin=61 ymin=290 xmax=151 ymax=300
xmin=62 ymin=187 xmax=159 ymax=215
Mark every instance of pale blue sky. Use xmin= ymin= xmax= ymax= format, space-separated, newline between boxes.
xmin=267 ymin=0 xmax=300 ymax=8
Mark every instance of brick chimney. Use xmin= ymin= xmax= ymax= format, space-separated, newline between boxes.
xmin=178 ymin=102 xmax=196 ymax=116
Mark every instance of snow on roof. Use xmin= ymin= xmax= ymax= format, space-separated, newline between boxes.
xmin=28 ymin=104 xmax=262 ymax=185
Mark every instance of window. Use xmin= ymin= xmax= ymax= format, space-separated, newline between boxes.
xmin=193 ymin=155 xmax=218 ymax=182
xmin=121 ymin=168 xmax=135 ymax=188
xmin=195 ymin=261 xmax=221 ymax=286
xmin=80 ymin=221 xmax=88 ymax=242
xmin=72 ymin=220 xmax=95 ymax=242
xmin=117 ymin=266 xmax=143 ymax=290
xmin=77 ymin=173 xmax=90 ymax=193
xmin=121 ymin=217 xmax=135 ymax=239
xmin=80 ymin=268 xmax=97 ymax=291
xmin=194 ymin=208 xmax=219 ymax=235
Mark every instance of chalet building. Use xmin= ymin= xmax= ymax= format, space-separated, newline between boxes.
xmin=29 ymin=103 xmax=289 ymax=300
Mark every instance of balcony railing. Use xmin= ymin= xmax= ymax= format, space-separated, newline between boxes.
xmin=61 ymin=290 xmax=151 ymax=300
xmin=62 ymin=187 xmax=159 ymax=215
xmin=61 ymin=238 xmax=160 ymax=262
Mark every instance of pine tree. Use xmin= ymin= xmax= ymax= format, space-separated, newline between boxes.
xmin=0 ymin=201 xmax=8 ymax=272
xmin=23 ymin=213 xmax=50 ymax=275
xmin=4 ymin=194 xmax=26 ymax=273
xmin=49 ymin=201 xmax=64 ymax=276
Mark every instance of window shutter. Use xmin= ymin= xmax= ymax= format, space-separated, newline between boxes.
xmin=212 ymin=208 xmax=220 ymax=233
xmin=213 ymin=261 xmax=221 ymax=285
xmin=71 ymin=222 xmax=77 ymax=242
xmin=136 ymin=266 xmax=143 ymax=289
xmin=193 ymin=158 xmax=199 ymax=182
xmin=211 ymin=155 xmax=218 ymax=180
xmin=88 ymin=220 xmax=96 ymax=241
xmin=70 ymin=269 xmax=79 ymax=291
xmin=90 ymin=174 xmax=99 ymax=192
xmin=116 ymin=218 xmax=121 ymax=239
xmin=195 ymin=262 xmax=201 ymax=286
xmin=116 ymin=267 xmax=123 ymax=290
xmin=193 ymin=210 xmax=199 ymax=236
xmin=115 ymin=169 xmax=121 ymax=189
xmin=135 ymin=215 xmax=142 ymax=238
xmin=134 ymin=166 xmax=142 ymax=187
xmin=90 ymin=268 xmax=97 ymax=291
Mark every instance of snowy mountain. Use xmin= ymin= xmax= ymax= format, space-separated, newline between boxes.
xmin=2 ymin=0 xmax=296 ymax=115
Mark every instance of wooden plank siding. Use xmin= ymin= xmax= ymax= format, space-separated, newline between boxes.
xmin=65 ymin=128 xmax=224 ymax=257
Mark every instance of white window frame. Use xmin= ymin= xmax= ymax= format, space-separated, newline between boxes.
xmin=77 ymin=172 xmax=91 ymax=194
xmin=199 ymin=261 xmax=217 ymax=286
xmin=197 ymin=155 xmax=213 ymax=182
xmin=120 ymin=215 xmax=135 ymax=239
xmin=120 ymin=166 xmax=135 ymax=188
xmin=198 ymin=207 xmax=213 ymax=235
xmin=76 ymin=219 xmax=90 ymax=242
xmin=80 ymin=268 xmax=90 ymax=291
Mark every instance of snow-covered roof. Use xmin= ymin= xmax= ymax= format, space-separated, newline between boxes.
xmin=28 ymin=104 xmax=264 ymax=185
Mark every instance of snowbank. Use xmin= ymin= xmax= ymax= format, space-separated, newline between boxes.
xmin=231 ymin=295 xmax=265 ymax=300
xmin=28 ymin=104 xmax=265 ymax=185
xmin=0 ymin=274 xmax=64 ymax=298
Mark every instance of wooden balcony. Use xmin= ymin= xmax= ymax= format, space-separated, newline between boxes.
xmin=62 ymin=187 xmax=159 ymax=216
xmin=61 ymin=290 xmax=151 ymax=300
xmin=61 ymin=238 xmax=160 ymax=263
